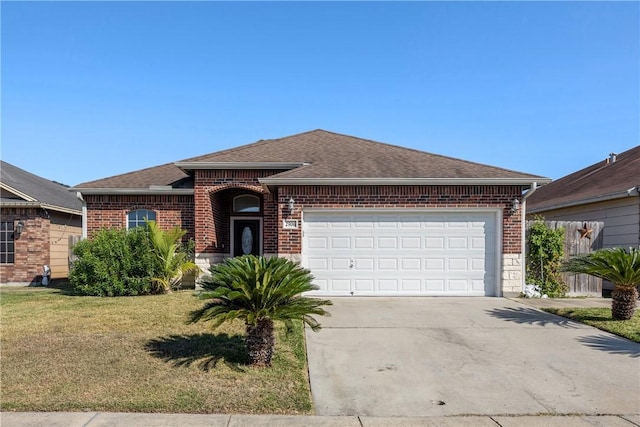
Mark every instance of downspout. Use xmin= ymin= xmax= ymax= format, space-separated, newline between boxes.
xmin=76 ymin=192 xmax=87 ymax=239
xmin=520 ymin=182 xmax=538 ymax=292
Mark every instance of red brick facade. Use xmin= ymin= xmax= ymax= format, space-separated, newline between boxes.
xmin=193 ymin=170 xmax=284 ymax=254
xmin=85 ymin=194 xmax=195 ymax=239
xmin=84 ymin=179 xmax=523 ymax=257
xmin=0 ymin=208 xmax=50 ymax=284
xmin=277 ymin=185 xmax=523 ymax=254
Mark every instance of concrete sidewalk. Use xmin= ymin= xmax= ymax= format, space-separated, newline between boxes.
xmin=2 ymin=412 xmax=640 ymax=427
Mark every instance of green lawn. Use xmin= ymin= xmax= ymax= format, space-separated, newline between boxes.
xmin=0 ymin=285 xmax=313 ymax=414
xmin=542 ymin=307 xmax=640 ymax=343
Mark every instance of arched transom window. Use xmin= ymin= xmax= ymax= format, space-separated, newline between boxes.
xmin=233 ymin=194 xmax=261 ymax=213
xmin=127 ymin=209 xmax=156 ymax=229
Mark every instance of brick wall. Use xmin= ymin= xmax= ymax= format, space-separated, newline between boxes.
xmin=194 ymin=170 xmax=283 ymax=254
xmin=84 ymin=182 xmax=524 ymax=260
xmin=277 ymin=185 xmax=523 ymax=254
xmin=0 ymin=208 xmax=50 ymax=284
xmin=85 ymin=194 xmax=195 ymax=239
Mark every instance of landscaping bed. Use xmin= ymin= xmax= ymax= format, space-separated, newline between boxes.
xmin=0 ymin=285 xmax=313 ymax=414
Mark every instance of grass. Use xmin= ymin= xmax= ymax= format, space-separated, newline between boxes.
xmin=0 ymin=284 xmax=313 ymax=414
xmin=542 ymin=307 xmax=640 ymax=343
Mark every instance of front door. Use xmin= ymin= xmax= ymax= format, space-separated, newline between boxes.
xmin=232 ymin=219 xmax=261 ymax=257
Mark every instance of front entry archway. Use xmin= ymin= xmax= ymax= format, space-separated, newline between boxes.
xmin=231 ymin=217 xmax=262 ymax=257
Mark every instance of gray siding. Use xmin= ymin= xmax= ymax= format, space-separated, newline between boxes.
xmin=528 ymin=197 xmax=639 ymax=249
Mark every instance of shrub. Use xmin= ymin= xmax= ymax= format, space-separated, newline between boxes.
xmin=69 ymin=228 xmax=162 ymax=296
xmin=526 ymin=218 xmax=568 ymax=297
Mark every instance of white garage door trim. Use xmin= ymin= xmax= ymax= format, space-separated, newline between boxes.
xmin=302 ymin=209 xmax=502 ymax=297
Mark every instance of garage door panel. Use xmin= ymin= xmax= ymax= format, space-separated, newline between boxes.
xmin=471 ymin=258 xmax=485 ymax=271
xmin=354 ymin=237 xmax=374 ymax=249
xmin=313 ymin=279 xmax=329 ymax=292
xmin=331 ymin=258 xmax=352 ymax=270
xmin=401 ymin=258 xmax=421 ymax=270
xmin=308 ymin=258 xmax=328 ymax=270
xmin=425 ymin=237 xmax=445 ymax=249
xmin=355 ymin=258 xmax=374 ymax=270
xmin=378 ymin=279 xmax=399 ymax=291
xmin=471 ymin=237 xmax=485 ymax=250
xmin=472 ymin=279 xmax=486 ymax=292
xmin=378 ymin=258 xmax=398 ymax=270
xmin=377 ymin=237 xmax=398 ymax=249
xmin=425 ymin=258 xmax=445 ymax=270
xmin=308 ymin=237 xmax=328 ymax=249
xmin=448 ymin=237 xmax=468 ymax=249
xmin=401 ymin=279 xmax=421 ymax=292
xmin=377 ymin=220 xmax=398 ymax=228
xmin=329 ymin=236 xmax=350 ymax=249
xmin=355 ymin=279 xmax=375 ymax=291
xmin=425 ymin=279 xmax=445 ymax=291
xmin=354 ymin=219 xmax=375 ymax=228
xmin=448 ymin=279 xmax=468 ymax=291
xmin=448 ymin=258 xmax=468 ymax=270
xmin=303 ymin=211 xmax=497 ymax=296
xmin=401 ymin=236 xmax=421 ymax=249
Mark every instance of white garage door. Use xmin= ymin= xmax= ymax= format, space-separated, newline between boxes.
xmin=302 ymin=211 xmax=498 ymax=296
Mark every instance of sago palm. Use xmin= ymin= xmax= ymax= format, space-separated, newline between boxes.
xmin=146 ymin=220 xmax=200 ymax=293
xmin=190 ymin=255 xmax=332 ymax=367
xmin=561 ymin=247 xmax=640 ymax=320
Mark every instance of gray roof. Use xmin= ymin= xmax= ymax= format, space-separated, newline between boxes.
xmin=528 ymin=145 xmax=640 ymax=212
xmin=75 ymin=129 xmax=547 ymax=190
xmin=1 ymin=161 xmax=83 ymax=214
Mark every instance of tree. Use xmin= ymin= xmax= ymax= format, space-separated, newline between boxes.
xmin=561 ymin=247 xmax=640 ymax=320
xmin=146 ymin=220 xmax=200 ymax=293
xmin=190 ymin=255 xmax=332 ymax=367
xmin=526 ymin=218 xmax=567 ymax=297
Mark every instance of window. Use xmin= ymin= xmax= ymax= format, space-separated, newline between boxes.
xmin=0 ymin=222 xmax=15 ymax=264
xmin=233 ymin=195 xmax=261 ymax=213
xmin=127 ymin=209 xmax=156 ymax=229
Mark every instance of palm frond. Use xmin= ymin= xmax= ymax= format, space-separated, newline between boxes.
xmin=561 ymin=247 xmax=640 ymax=289
xmin=191 ymin=255 xmax=332 ymax=328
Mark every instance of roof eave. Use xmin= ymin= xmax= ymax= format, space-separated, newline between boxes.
xmin=174 ymin=161 xmax=308 ymax=172
xmin=528 ymin=187 xmax=640 ymax=213
xmin=259 ymin=177 xmax=549 ymax=186
xmin=0 ymin=182 xmax=38 ymax=202
xmin=71 ymin=188 xmax=195 ymax=196
xmin=0 ymin=200 xmax=82 ymax=216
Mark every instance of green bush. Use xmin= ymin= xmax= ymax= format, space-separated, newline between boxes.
xmin=526 ymin=218 xmax=568 ymax=297
xmin=69 ymin=228 xmax=162 ymax=296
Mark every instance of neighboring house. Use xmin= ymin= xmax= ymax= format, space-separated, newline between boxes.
xmin=72 ymin=129 xmax=549 ymax=297
xmin=527 ymin=146 xmax=640 ymax=249
xmin=1 ymin=161 xmax=83 ymax=285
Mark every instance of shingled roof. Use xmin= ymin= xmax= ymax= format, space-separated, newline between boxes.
xmin=74 ymin=162 xmax=192 ymax=190
xmin=1 ymin=161 xmax=82 ymax=214
xmin=528 ymin=145 xmax=640 ymax=212
xmin=75 ymin=129 xmax=547 ymax=191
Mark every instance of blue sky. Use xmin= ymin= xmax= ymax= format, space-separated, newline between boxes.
xmin=2 ymin=1 xmax=638 ymax=186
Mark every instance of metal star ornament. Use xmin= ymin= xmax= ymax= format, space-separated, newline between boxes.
xmin=577 ymin=223 xmax=593 ymax=240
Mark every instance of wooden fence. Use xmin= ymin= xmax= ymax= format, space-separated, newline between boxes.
xmin=525 ymin=220 xmax=604 ymax=295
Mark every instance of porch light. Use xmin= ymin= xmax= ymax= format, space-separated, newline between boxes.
xmin=288 ymin=197 xmax=295 ymax=214
xmin=15 ymin=220 xmax=25 ymax=237
xmin=510 ymin=198 xmax=520 ymax=214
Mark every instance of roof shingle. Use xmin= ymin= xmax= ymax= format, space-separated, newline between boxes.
xmin=75 ymin=129 xmax=546 ymax=189
xmin=1 ymin=161 xmax=82 ymax=213
xmin=527 ymin=145 xmax=640 ymax=212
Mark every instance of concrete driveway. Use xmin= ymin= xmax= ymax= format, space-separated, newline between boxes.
xmin=305 ymin=297 xmax=640 ymax=417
